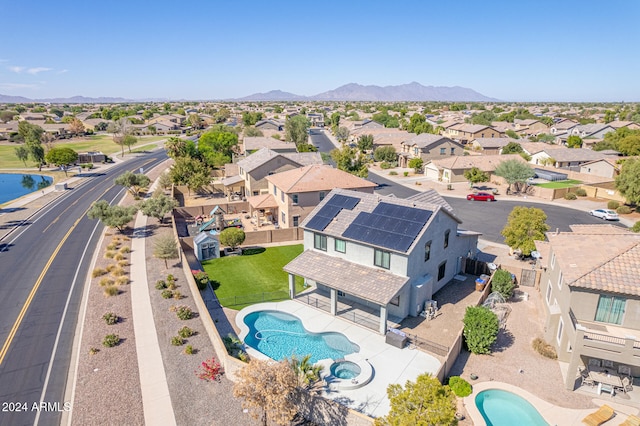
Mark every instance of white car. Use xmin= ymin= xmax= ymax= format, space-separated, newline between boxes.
xmin=589 ymin=209 xmax=619 ymax=221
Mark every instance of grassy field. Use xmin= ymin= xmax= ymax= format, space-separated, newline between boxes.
xmin=0 ymin=135 xmax=167 ymax=169
xmin=201 ymin=244 xmax=305 ymax=309
xmin=533 ymin=179 xmax=582 ymax=189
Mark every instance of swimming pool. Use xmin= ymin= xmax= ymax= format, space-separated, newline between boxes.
xmin=475 ymin=389 xmax=549 ymax=426
xmin=242 ymin=310 xmax=359 ymax=363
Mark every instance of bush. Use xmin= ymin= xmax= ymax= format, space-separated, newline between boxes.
xmin=632 ymin=221 xmax=640 ymax=233
xmin=448 ymin=376 xmax=472 ymax=397
xmin=92 ymin=268 xmax=107 ymax=277
xmin=174 ymin=305 xmax=193 ymax=320
xmin=102 ymin=334 xmax=120 ymax=347
xmin=178 ymin=326 xmax=195 ymax=338
xmin=111 ymin=266 xmax=125 ymax=276
xmin=113 ymin=253 xmax=124 ymax=261
xmin=115 ymin=276 xmax=129 ymax=285
xmin=617 ymin=205 xmax=632 ymax=214
xmin=155 ymin=280 xmax=167 ymax=290
xmin=119 ymin=246 xmax=131 ymax=254
xmin=196 ymin=357 xmax=223 ymax=382
xmin=463 ymin=306 xmax=499 ymax=354
xmin=104 ymin=250 xmax=116 ymax=259
xmin=104 ymin=285 xmax=120 ymax=297
xmin=575 ymin=188 xmax=587 ymax=197
xmin=608 ymin=200 xmax=620 ymax=210
xmin=102 ymin=312 xmax=119 ymax=325
xmin=105 ymin=264 xmax=116 ymax=272
xmin=564 ymin=192 xmax=577 ymax=200
xmin=106 ymin=243 xmax=119 ymax=250
xmin=380 ymin=161 xmax=392 ymax=169
xmin=532 ymin=338 xmax=558 ymax=359
xmin=99 ymin=277 xmax=115 ymax=287
xmin=117 ymin=260 xmax=129 ymax=268
xmin=89 ymin=347 xmax=99 ymax=355
xmin=403 ymin=171 xmax=409 ymax=177
xmin=389 ymin=171 xmax=398 ymax=176
xmin=193 ymin=271 xmax=209 ymax=290
xmin=171 ymin=336 xmax=184 ymax=346
xmin=173 ymin=290 xmax=182 ymax=300
xmin=184 ymin=345 xmax=194 ymax=355
xmin=167 ymin=274 xmax=175 ymax=282
xmin=161 ymin=290 xmax=174 ymax=299
xmin=491 ymin=269 xmax=515 ymax=299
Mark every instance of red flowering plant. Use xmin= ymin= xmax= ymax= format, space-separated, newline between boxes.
xmin=196 ymin=357 xmax=223 ymax=382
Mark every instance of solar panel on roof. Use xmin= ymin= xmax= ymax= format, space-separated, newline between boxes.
xmin=305 ymin=194 xmax=360 ymax=231
xmin=327 ymin=194 xmax=360 ymax=210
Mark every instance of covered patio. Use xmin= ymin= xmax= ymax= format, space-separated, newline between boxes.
xmin=245 ymin=193 xmax=279 ymax=228
xmin=283 ymin=250 xmax=408 ymax=334
xmin=220 ymin=174 xmax=245 ymax=201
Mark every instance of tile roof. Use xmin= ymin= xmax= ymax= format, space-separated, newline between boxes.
xmin=429 ymin=153 xmax=526 ymax=172
xmin=406 ymin=189 xmax=454 ymax=213
xmin=403 ymin=133 xmax=449 ymax=148
xmin=543 ymin=147 xmax=608 ymax=162
xmin=265 ymin=165 xmax=376 ymax=193
xmin=283 ymin=250 xmax=408 ymax=305
xmin=243 ymin=137 xmax=295 ymax=152
xmin=246 ymin=193 xmax=278 ymax=209
xmin=472 ymin=137 xmax=516 ymax=148
xmin=236 ymin=148 xmax=322 ymax=173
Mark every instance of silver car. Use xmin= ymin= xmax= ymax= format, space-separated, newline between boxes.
xmin=589 ymin=209 xmax=619 ymax=220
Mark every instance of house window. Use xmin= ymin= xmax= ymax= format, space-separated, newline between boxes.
xmin=390 ymin=295 xmax=400 ymax=306
xmin=551 ymin=252 xmax=556 ymax=269
xmin=546 ymin=281 xmax=552 ymax=304
xmin=558 ymin=272 xmax=563 ymax=290
xmin=335 ymin=239 xmax=346 ymax=253
xmin=273 ymin=186 xmax=277 ymax=196
xmin=281 ymin=191 xmax=284 ymax=202
xmin=444 ymin=230 xmax=450 ymax=249
xmin=314 ymin=233 xmax=327 ymax=251
xmin=374 ymin=249 xmax=390 ymax=269
xmin=438 ymin=261 xmax=446 ymax=281
xmin=281 ymin=211 xmax=286 ymax=224
xmin=424 ymin=241 xmax=431 ymax=261
xmin=595 ymin=295 xmax=626 ymax=325
xmin=293 ymin=216 xmax=299 ymax=227
xmin=292 ymin=194 xmax=298 ymax=205
xmin=557 ymin=318 xmax=564 ymax=344
xmin=253 ymin=191 xmax=259 ymax=196
xmin=414 ymin=148 xmax=419 ymax=156
xmin=450 ymin=147 xmax=455 ymax=155
xmin=319 ymin=191 xmax=326 ymax=201
xmin=440 ymin=147 xmax=446 ymax=155
xmin=481 ymin=133 xmax=485 ymax=138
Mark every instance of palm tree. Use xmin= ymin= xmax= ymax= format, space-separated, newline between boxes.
xmin=289 ymin=354 xmax=323 ymax=391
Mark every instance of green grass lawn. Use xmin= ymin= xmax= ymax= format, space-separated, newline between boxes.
xmin=201 ymin=244 xmax=305 ymax=309
xmin=533 ymin=179 xmax=582 ymax=189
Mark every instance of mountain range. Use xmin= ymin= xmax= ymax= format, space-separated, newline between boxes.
xmin=0 ymin=82 xmax=499 ymax=103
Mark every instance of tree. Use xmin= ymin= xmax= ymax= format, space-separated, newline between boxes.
xmin=504 ymin=129 xmax=520 ymax=139
xmin=285 ymin=115 xmax=310 ymax=145
xmin=242 ymin=111 xmax=263 ymax=126
xmin=219 ymin=227 xmax=246 ymax=250
xmin=463 ymin=306 xmax=500 ymax=355
xmin=14 ymin=145 xmax=29 ymax=166
xmin=615 ymin=158 xmax=640 ymax=204
xmin=198 ymin=130 xmax=238 ymax=167
xmin=330 ymin=111 xmax=340 ymax=128
xmin=491 ymin=269 xmax=515 ymax=299
xmin=18 ymin=121 xmax=46 ymax=170
xmin=68 ymin=118 xmax=85 ymax=136
xmin=330 ymin=146 xmax=368 ymax=178
xmin=288 ymin=355 xmax=323 ymax=391
xmin=0 ymin=110 xmax=17 ymax=123
xmin=138 ymin=192 xmax=178 ymax=224
xmin=566 ymin=135 xmax=583 ymax=148
xmin=87 ymin=200 xmax=137 ymax=233
xmin=170 ymin=157 xmax=210 ymax=188
xmin=244 ymin=126 xmax=263 ymax=137
xmin=374 ymin=373 xmax=457 ymax=426
xmin=233 ymin=359 xmax=298 ymax=426
xmin=122 ymin=134 xmax=138 ymax=153
xmin=165 ymin=136 xmax=187 ymax=159
xmin=153 ymin=234 xmax=179 ymax=268
xmin=158 ymin=172 xmax=173 ymax=191
xmin=464 ymin=166 xmax=489 ymax=187
xmin=114 ymin=171 xmax=151 ymax=199
xmin=618 ymin=134 xmax=640 ymax=156
xmin=501 ymin=206 xmax=549 ymax=256
xmin=373 ymin=146 xmax=397 ymax=162
xmin=494 ymin=159 xmax=535 ymax=193
xmin=357 ymin=134 xmax=373 ymax=152
xmin=108 ymin=118 xmax=129 ymax=157
xmin=188 ymin=113 xmax=202 ymax=129
xmin=408 ymin=157 xmax=423 ymax=173
xmin=335 ymin=126 xmax=349 ymax=143
xmin=406 ymin=113 xmax=433 ymax=135
xmin=45 ymin=147 xmax=79 ymax=176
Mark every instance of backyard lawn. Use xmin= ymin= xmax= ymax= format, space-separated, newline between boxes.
xmin=201 ymin=244 xmax=305 ymax=309
xmin=533 ymin=179 xmax=582 ymax=189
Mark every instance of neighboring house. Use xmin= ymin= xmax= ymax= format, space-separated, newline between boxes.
xmin=534 ymin=225 xmax=640 ymax=390
xmin=607 ymin=121 xmax=640 ymax=131
xmin=77 ymin=151 xmax=106 ymax=163
xmin=18 ymin=113 xmax=47 ymax=121
xmin=579 ymin=158 xmax=622 ymax=179
xmin=242 ymin=136 xmax=297 ymax=154
xmin=255 ymin=119 xmax=284 ymax=131
xmin=81 ymin=118 xmax=112 ymax=132
xmin=530 ymin=147 xmax=609 ymax=169
xmin=514 ymin=119 xmax=549 ymax=136
xmin=398 ymin=134 xmax=464 ymax=167
xmin=0 ymin=121 xmax=19 ymax=139
xmin=346 ymin=119 xmax=384 ymax=132
xmin=148 ymin=114 xmax=185 ymax=125
xmin=307 ymin=113 xmax=324 ymax=127
xmin=442 ymin=123 xmax=504 ymax=144
xmin=262 ymin=165 xmax=376 ymax=229
xmin=470 ymin=137 xmax=515 ymax=155
xmin=550 ymin=119 xmax=579 ymax=135
xmin=283 ymin=188 xmax=480 ymax=333
xmin=424 ymin=154 xmax=526 ymax=183
xmin=235 ymin=148 xmax=323 ymax=197
xmin=569 ymin=124 xmax=615 ymax=140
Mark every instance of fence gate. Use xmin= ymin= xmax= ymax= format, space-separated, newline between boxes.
xmin=463 ymin=257 xmax=491 ymax=276
xmin=520 ymin=269 xmax=537 ymax=287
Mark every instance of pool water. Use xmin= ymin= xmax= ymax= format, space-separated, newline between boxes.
xmin=0 ymin=173 xmax=52 ymax=205
xmin=243 ymin=310 xmax=359 ymax=363
xmin=331 ymin=361 xmax=361 ymax=379
xmin=475 ymin=389 xmax=549 ymax=426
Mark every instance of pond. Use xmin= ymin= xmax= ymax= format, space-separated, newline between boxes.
xmin=0 ymin=173 xmax=53 ymax=205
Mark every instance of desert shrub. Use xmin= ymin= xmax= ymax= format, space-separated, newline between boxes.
xmin=104 ymin=250 xmax=116 ymax=259
xmin=632 ymin=221 xmax=640 ymax=233
xmin=238 ymin=351 xmax=249 ymax=362
xmin=491 ymin=269 xmax=515 ymax=299
xmin=102 ymin=334 xmax=120 ymax=347
xmin=117 ymin=260 xmax=129 ymax=268
xmin=575 ymin=188 xmax=587 ymax=197
xmin=115 ymin=276 xmax=129 ymax=285
xmin=173 ymin=290 xmax=182 ymax=300
xmin=89 ymin=347 xmax=99 ymax=355
xmin=105 ymin=264 xmax=116 ymax=272
xmin=184 ymin=345 xmax=194 ymax=355
xmin=448 ymin=376 xmax=472 ymax=397
xmin=167 ymin=274 xmax=175 ymax=282
xmin=532 ymin=338 xmax=558 ymax=359
xmin=106 ymin=243 xmax=118 ymax=250
xmin=388 ymin=171 xmax=398 ymax=176
xmin=99 ymin=277 xmax=115 ymax=287
xmin=403 ymin=171 xmax=409 ymax=177
xmin=167 ymin=281 xmax=177 ymax=290
xmin=111 ymin=266 xmax=125 ymax=277
xmin=193 ymin=271 xmax=209 ymax=290
xmin=104 ymin=285 xmax=120 ymax=297
xmin=178 ymin=326 xmax=194 ymax=338
xmin=161 ymin=290 xmax=173 ymax=299
xmin=113 ymin=253 xmax=124 ymax=261
xmin=617 ymin=205 xmax=632 ymax=214
xmin=564 ymin=192 xmax=577 ymax=200
xmin=155 ymin=280 xmax=167 ymax=290
xmin=196 ymin=357 xmax=223 ymax=382
xmin=171 ymin=336 xmax=184 ymax=346
xmin=380 ymin=161 xmax=392 ymax=169
xmin=92 ymin=268 xmax=107 ymax=277
xmin=102 ymin=312 xmax=119 ymax=325
xmin=174 ymin=305 xmax=193 ymax=320
xmin=608 ymin=200 xmax=620 ymax=209
xmin=119 ymin=246 xmax=131 ymax=254
xmin=463 ymin=306 xmax=499 ymax=354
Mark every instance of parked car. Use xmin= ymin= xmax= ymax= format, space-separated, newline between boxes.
xmin=589 ymin=209 xmax=619 ymax=221
xmin=467 ymin=192 xmax=495 ymax=202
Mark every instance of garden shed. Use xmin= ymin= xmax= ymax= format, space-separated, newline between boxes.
xmin=194 ymin=231 xmax=220 ymax=261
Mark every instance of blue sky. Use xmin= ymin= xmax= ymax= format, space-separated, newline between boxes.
xmin=1 ymin=0 xmax=639 ymax=102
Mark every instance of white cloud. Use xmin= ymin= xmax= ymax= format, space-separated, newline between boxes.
xmin=0 ymin=83 xmax=38 ymax=90
xmin=57 ymin=69 xmax=68 ymax=74
xmin=8 ymin=66 xmax=24 ymax=73
xmin=26 ymin=67 xmax=52 ymax=75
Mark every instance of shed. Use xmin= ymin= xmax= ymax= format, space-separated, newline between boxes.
xmin=193 ymin=231 xmax=220 ymax=261
xmin=534 ymin=168 xmax=568 ymax=182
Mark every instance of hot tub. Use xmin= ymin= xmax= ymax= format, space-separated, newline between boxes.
xmin=319 ymin=355 xmax=373 ymax=390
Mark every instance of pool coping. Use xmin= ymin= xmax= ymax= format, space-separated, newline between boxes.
xmin=463 ymin=381 xmax=617 ymax=426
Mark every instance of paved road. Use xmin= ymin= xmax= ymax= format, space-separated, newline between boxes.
xmin=309 ymin=129 xmax=336 ymax=153
xmin=0 ymin=151 xmax=167 ymax=426
xmin=366 ymin=173 xmax=626 ymax=244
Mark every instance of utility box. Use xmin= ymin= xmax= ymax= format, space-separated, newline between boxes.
xmin=55 ymin=183 xmax=67 ymax=191
xmin=385 ymin=330 xmax=407 ymax=349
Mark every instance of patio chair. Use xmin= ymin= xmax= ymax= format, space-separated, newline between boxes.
xmin=582 ymin=404 xmax=615 ymax=426
xmin=581 ymin=372 xmax=595 ymax=387
xmin=620 ymin=415 xmax=640 ymax=426
xmin=616 ymin=376 xmax=633 ymax=394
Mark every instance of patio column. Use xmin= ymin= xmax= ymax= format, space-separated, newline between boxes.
xmin=379 ymin=305 xmax=388 ymax=335
xmin=288 ymin=273 xmax=296 ymax=299
xmin=330 ymin=289 xmax=337 ymax=316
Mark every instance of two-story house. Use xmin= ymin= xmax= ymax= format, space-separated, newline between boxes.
xmin=514 ymin=119 xmax=549 ymax=137
xmin=443 ymin=123 xmax=504 ymax=144
xmin=283 ymin=188 xmax=479 ymax=334
xmin=535 ymin=225 xmax=640 ymax=390
xmin=242 ymin=136 xmax=297 ymax=154
xmin=263 ymin=165 xmax=376 ymax=229
xmin=398 ymin=134 xmax=464 ymax=167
